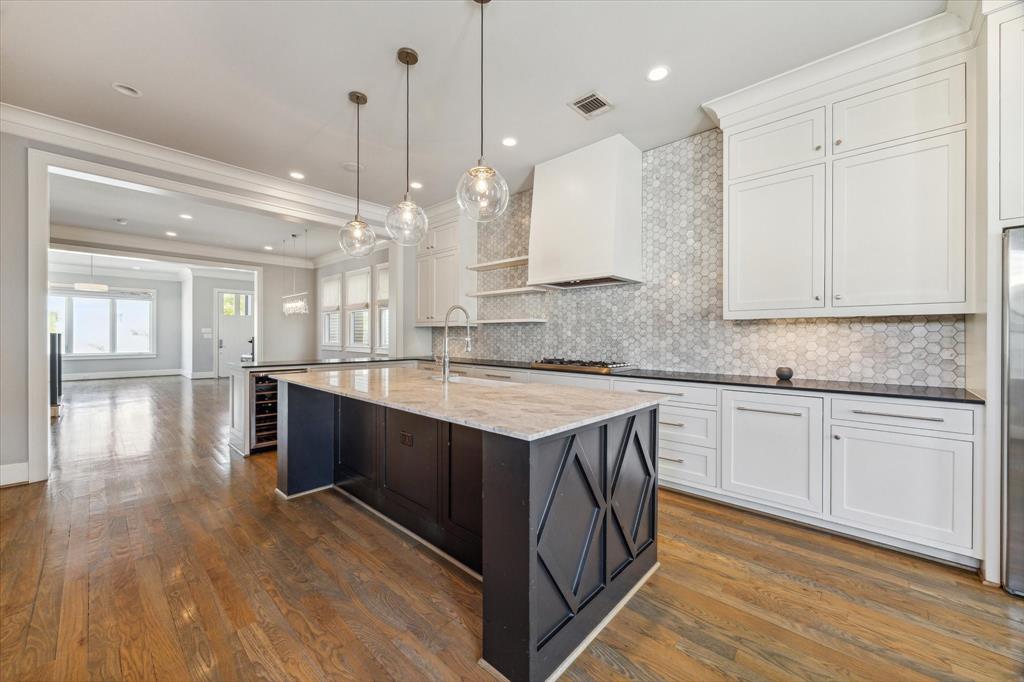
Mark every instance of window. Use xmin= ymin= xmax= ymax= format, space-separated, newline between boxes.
xmin=47 ymin=289 xmax=155 ymax=356
xmin=345 ymin=268 xmax=371 ymax=350
xmin=373 ymin=264 xmax=390 ymax=352
xmin=320 ymin=275 xmax=342 ymax=348
xmin=221 ymin=293 xmax=253 ymax=317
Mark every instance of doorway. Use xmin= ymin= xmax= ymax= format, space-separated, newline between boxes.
xmin=214 ymin=289 xmax=255 ymax=377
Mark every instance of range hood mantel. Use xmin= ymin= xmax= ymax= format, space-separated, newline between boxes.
xmin=527 ymin=134 xmax=643 ymax=289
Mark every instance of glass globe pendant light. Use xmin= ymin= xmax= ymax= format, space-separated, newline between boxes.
xmin=338 ymin=91 xmax=377 ymax=257
xmin=385 ymin=48 xmax=429 ymax=246
xmin=455 ymin=0 xmax=509 ymax=222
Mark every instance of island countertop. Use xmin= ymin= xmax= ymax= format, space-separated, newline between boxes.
xmin=272 ymin=366 xmax=659 ymax=441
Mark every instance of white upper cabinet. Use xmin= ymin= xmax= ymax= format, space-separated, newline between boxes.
xmin=832 ymin=64 xmax=966 ymax=154
xmin=997 ymin=14 xmax=1024 ymax=222
xmin=728 ymin=108 xmax=825 ymax=180
xmin=415 ymin=254 xmax=434 ymax=323
xmin=432 ymin=250 xmax=459 ymax=321
xmin=721 ymin=390 xmax=823 ymax=514
xmin=719 ymin=56 xmax=972 ymax=320
xmin=727 ymin=165 xmax=825 ymax=313
xmin=832 ymin=131 xmax=966 ymax=308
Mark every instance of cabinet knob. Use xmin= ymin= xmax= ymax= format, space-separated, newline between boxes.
xmin=814 ymin=295 xmax=821 ymax=301
xmin=834 ymin=294 xmax=843 ymax=300
xmin=834 ymin=435 xmax=841 ymax=440
xmin=814 ymin=145 xmax=822 ymax=151
xmin=835 ymin=139 xmax=843 ymax=146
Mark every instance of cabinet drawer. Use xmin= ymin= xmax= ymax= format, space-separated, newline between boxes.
xmin=461 ymin=366 xmax=528 ymax=383
xmin=832 ymin=64 xmax=965 ymax=153
xmin=831 ymin=398 xmax=973 ymax=435
xmin=613 ymin=379 xmax=717 ymax=407
xmin=659 ymin=442 xmax=718 ymax=488
xmin=830 ymin=426 xmax=973 ymax=549
xmin=529 ymin=371 xmax=611 ymax=390
xmin=658 ymin=405 xmax=717 ymax=448
xmin=729 ymin=107 xmax=825 ymax=179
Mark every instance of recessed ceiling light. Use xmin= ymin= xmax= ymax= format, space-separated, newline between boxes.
xmin=646 ymin=65 xmax=670 ymax=82
xmin=112 ymin=82 xmax=142 ymax=98
xmin=501 ymin=137 xmax=517 ymax=147
xmin=165 ymin=231 xmax=177 ymax=237
xmin=178 ymin=213 xmax=193 ymax=220
xmin=289 ymin=171 xmax=305 ymax=180
xmin=113 ymin=217 xmax=128 ymax=225
xmin=409 ymin=181 xmax=423 ymax=189
xmin=263 ymin=245 xmax=274 ymax=251
xmin=342 ymin=161 xmax=365 ymax=173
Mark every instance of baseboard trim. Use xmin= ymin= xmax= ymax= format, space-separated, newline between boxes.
xmin=0 ymin=462 xmax=29 ymax=487
xmin=63 ymin=368 xmax=182 ymax=381
xmin=333 ymin=486 xmax=483 ymax=582
xmin=185 ymin=370 xmax=217 ymax=380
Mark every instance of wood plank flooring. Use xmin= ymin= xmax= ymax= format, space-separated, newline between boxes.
xmin=1 ymin=376 xmax=1021 ymax=681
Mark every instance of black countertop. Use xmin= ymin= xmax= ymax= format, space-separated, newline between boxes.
xmin=236 ymin=355 xmax=984 ymax=404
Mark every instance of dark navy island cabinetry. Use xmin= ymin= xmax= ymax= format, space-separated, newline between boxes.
xmin=273 ymin=368 xmax=659 ymax=682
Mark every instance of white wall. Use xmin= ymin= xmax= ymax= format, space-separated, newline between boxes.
xmin=1 ymin=134 xmax=29 ymax=467
xmin=47 ymin=271 xmax=183 ymax=378
xmin=260 ymin=263 xmax=317 ymax=362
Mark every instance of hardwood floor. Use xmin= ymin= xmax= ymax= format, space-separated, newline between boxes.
xmin=2 ymin=376 xmax=1021 ymax=681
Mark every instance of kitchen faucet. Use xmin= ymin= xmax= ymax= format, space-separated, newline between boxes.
xmin=442 ymin=305 xmax=472 ymax=383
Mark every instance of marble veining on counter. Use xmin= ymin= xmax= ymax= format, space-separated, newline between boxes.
xmin=272 ymin=367 xmax=659 ymax=441
xmin=235 ymin=356 xmax=429 ymax=370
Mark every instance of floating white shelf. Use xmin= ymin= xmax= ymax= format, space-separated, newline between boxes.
xmin=473 ymin=318 xmax=547 ymax=324
xmin=466 ymin=256 xmax=529 ymax=271
xmin=467 ymin=287 xmax=545 ymax=298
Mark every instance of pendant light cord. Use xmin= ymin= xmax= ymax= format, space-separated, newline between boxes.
xmin=479 ymin=1 xmax=485 ymax=162
xmin=356 ymin=101 xmax=361 ymax=218
xmin=406 ymin=61 xmax=411 ymax=197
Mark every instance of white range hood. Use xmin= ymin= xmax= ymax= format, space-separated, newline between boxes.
xmin=527 ymin=134 xmax=642 ymax=288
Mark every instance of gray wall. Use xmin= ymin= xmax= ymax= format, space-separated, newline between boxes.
xmin=434 ymin=129 xmax=966 ymax=388
xmin=1 ymin=134 xmax=30 ymax=466
xmin=46 ymin=271 xmax=182 ymax=376
xmin=190 ymin=275 xmax=254 ymax=373
xmin=260 ymin=263 xmax=317 ymax=362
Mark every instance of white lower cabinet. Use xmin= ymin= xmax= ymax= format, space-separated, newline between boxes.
xmin=721 ymin=390 xmax=823 ymax=514
xmin=528 ymin=371 xmax=611 ymax=390
xmin=829 ymin=425 xmax=973 ymax=549
xmin=659 ymin=442 xmax=718 ymax=488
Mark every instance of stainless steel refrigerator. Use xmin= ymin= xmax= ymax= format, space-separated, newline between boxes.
xmin=1002 ymin=226 xmax=1024 ymax=596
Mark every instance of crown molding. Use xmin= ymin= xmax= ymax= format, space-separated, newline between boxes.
xmin=0 ymin=103 xmax=388 ymax=224
xmin=701 ymin=3 xmax=982 ymax=127
xmin=312 ymin=237 xmax=392 ymax=269
xmin=50 ymin=224 xmax=314 ymax=269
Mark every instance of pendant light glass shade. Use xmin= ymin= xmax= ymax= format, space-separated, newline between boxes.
xmin=385 ymin=199 xmax=428 ymax=246
xmin=340 ymin=91 xmax=377 ymax=257
xmin=386 ymin=48 xmax=429 ymax=246
xmin=457 ymin=0 xmax=508 ymax=223
xmin=282 ymin=231 xmax=310 ymax=315
xmin=338 ymin=217 xmax=375 ymax=257
xmin=456 ymin=164 xmax=509 ymax=222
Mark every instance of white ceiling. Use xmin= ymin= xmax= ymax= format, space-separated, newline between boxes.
xmin=49 ymin=171 xmax=343 ymax=258
xmin=48 ymin=248 xmax=256 ymax=281
xmin=1 ymin=1 xmax=947 ymax=208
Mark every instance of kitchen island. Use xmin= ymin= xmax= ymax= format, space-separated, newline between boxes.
xmin=273 ymin=367 xmax=660 ymax=681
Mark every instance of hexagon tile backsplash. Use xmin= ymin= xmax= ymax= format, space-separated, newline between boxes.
xmin=433 ymin=129 xmax=965 ymax=388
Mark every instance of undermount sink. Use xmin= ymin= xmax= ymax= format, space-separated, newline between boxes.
xmin=430 ymin=374 xmax=509 ymax=387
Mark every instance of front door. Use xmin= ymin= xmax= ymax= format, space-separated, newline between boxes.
xmin=216 ymin=290 xmax=254 ymax=378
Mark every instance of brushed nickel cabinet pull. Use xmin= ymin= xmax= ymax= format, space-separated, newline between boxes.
xmin=736 ymin=406 xmax=802 ymax=417
xmin=660 ymin=456 xmax=686 ymax=464
xmin=850 ymin=409 xmax=944 ymax=422
xmin=638 ymin=388 xmax=685 ymax=397
xmin=659 ymin=421 xmax=686 ymax=428
xmin=485 ymin=373 xmax=511 ymax=379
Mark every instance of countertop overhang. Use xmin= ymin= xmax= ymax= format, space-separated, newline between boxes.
xmin=271 ymin=367 xmax=659 ymax=441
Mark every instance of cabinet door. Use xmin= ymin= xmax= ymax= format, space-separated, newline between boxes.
xmin=439 ymin=424 xmax=483 ymax=541
xmin=382 ymin=409 xmax=438 ymax=518
xmin=432 ymin=250 xmax=459 ymax=320
xmin=727 ymin=165 xmax=825 ymax=313
xmin=728 ymin=107 xmax=825 ymax=180
xmin=832 ymin=64 xmax=965 ymax=153
xmin=416 ymin=254 xmax=434 ymax=323
xmin=830 ymin=426 xmax=973 ymax=549
xmin=832 ymin=132 xmax=966 ymax=308
xmin=432 ymin=221 xmax=458 ymax=252
xmin=721 ymin=391 xmax=823 ymax=513
xmin=999 ymin=15 xmax=1024 ymax=221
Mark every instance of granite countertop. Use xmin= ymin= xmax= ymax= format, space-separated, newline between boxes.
xmin=271 ymin=367 xmax=659 ymax=441
xmin=234 ymin=356 xmax=430 ymax=370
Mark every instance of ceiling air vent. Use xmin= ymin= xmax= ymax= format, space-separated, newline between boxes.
xmin=569 ymin=91 xmax=613 ymax=119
